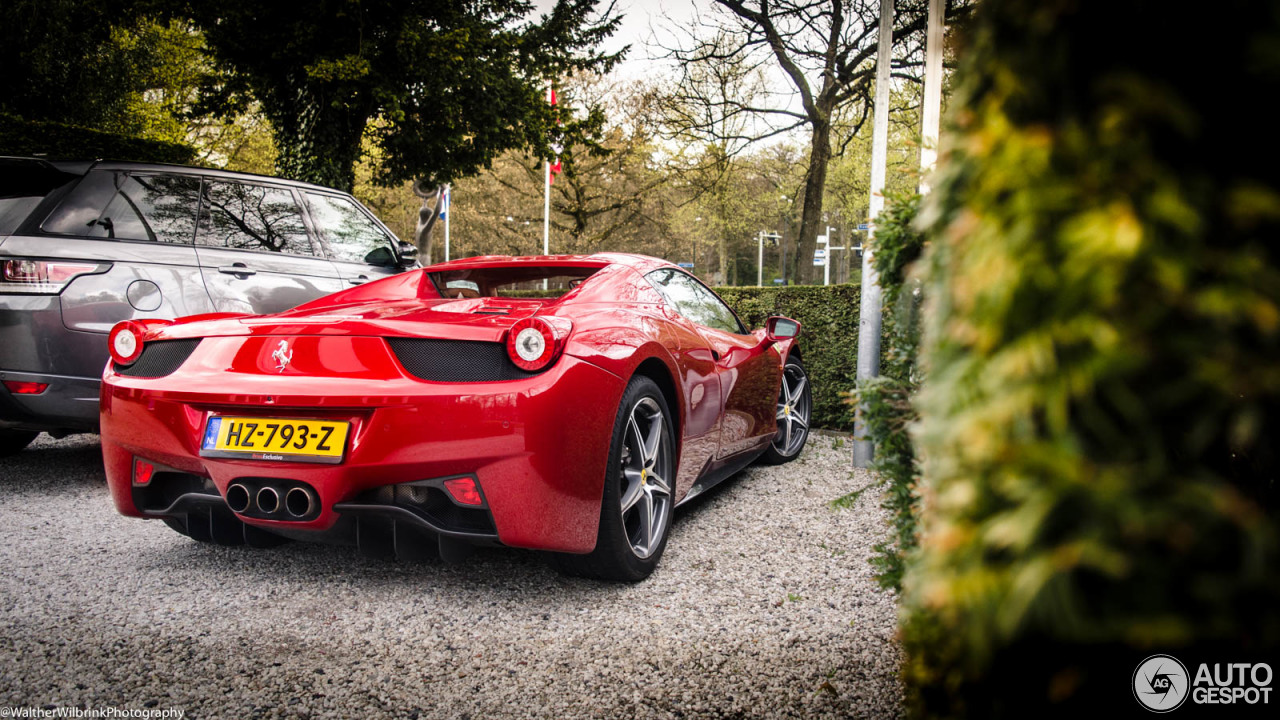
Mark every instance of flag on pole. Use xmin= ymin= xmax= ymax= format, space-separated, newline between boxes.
xmin=438 ymin=185 xmax=450 ymax=219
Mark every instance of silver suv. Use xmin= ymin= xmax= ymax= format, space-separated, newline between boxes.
xmin=0 ymin=157 xmax=418 ymax=455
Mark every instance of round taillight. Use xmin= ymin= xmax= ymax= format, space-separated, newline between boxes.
xmin=506 ymin=317 xmax=570 ymax=372
xmin=108 ymin=321 xmax=146 ymax=366
xmin=513 ymin=326 xmax=548 ymax=363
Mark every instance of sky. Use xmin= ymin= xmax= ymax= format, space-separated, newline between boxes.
xmin=533 ymin=0 xmax=708 ymax=77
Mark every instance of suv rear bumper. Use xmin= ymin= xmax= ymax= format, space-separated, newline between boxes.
xmin=0 ymin=370 xmax=100 ymax=433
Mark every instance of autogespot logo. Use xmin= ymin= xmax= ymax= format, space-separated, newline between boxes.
xmin=1134 ymin=654 xmax=1190 ymax=712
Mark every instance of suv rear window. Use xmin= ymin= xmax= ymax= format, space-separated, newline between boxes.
xmin=42 ymin=171 xmax=201 ymax=243
xmin=0 ymin=161 xmax=82 ymax=235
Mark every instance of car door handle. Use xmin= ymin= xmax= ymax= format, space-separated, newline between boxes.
xmin=348 ymin=275 xmax=370 ymax=285
xmin=218 ymin=264 xmax=257 ymax=276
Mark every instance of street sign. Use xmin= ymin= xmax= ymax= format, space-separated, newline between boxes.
xmin=814 ymin=248 xmax=827 ymax=257
xmin=677 ymin=262 xmax=694 ymax=269
xmin=816 ymin=234 xmax=828 ymax=244
xmin=772 ymin=278 xmax=785 ymax=284
xmin=857 ymin=223 xmax=869 ymax=231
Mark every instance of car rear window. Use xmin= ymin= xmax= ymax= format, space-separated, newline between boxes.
xmin=428 ymin=266 xmax=603 ymax=299
xmin=0 ymin=197 xmax=42 ymax=236
xmin=41 ymin=170 xmax=201 ymax=243
xmin=0 ymin=161 xmax=81 ymax=235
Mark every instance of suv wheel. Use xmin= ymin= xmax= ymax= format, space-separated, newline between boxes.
xmin=0 ymin=430 xmax=38 ymax=457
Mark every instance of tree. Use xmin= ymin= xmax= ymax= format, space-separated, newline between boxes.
xmin=664 ymin=0 xmax=946 ymax=283
xmin=1 ymin=0 xmax=180 ymax=139
xmin=178 ymin=0 xmax=620 ymax=197
xmin=660 ymin=29 xmax=775 ymax=283
xmin=445 ymin=77 xmax=676 ymax=260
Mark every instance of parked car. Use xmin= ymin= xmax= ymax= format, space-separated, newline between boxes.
xmin=99 ymin=254 xmax=811 ymax=581
xmin=0 ymin=156 xmax=418 ymax=455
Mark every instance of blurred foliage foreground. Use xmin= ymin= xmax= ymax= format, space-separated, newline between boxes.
xmin=896 ymin=0 xmax=1280 ymax=716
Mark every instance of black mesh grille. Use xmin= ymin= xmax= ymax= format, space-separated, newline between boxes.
xmin=114 ymin=339 xmax=201 ymax=378
xmin=386 ymin=338 xmax=539 ymax=382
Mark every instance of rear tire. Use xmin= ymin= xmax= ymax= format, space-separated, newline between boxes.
xmin=545 ymin=375 xmax=675 ymax=582
xmin=759 ymin=356 xmax=811 ymax=465
xmin=0 ymin=430 xmax=38 ymax=457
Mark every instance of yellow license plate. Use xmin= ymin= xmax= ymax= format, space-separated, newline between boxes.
xmin=200 ymin=416 xmax=349 ymax=464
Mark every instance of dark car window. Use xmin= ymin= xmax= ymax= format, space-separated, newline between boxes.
xmin=197 ymin=181 xmax=314 ymax=256
xmin=0 ymin=197 xmax=42 ymax=235
xmin=0 ymin=161 xmax=80 ymax=235
xmin=428 ymin=266 xmax=603 ymax=298
xmin=42 ymin=171 xmax=200 ymax=243
xmin=303 ymin=192 xmax=396 ymax=265
xmin=647 ymin=269 xmax=745 ymax=334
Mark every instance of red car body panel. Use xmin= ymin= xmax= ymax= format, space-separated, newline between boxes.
xmin=100 ymin=253 xmax=796 ymax=554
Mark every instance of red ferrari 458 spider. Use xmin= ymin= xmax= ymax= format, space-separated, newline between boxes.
xmin=101 ymin=253 xmax=810 ymax=580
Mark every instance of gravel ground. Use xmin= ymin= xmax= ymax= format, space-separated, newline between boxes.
xmin=0 ymin=432 xmax=901 ymax=719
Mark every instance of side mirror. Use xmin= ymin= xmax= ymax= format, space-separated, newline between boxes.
xmin=397 ymin=241 xmax=420 ymax=267
xmin=765 ymin=315 xmax=801 ymax=343
xmin=363 ymin=246 xmax=396 ymax=267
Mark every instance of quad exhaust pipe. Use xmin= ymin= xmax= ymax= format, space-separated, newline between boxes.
xmin=256 ymin=486 xmax=280 ymax=514
xmin=226 ymin=483 xmax=251 ymax=513
xmin=285 ymin=487 xmax=316 ymax=518
xmin=224 ymin=482 xmax=317 ymax=519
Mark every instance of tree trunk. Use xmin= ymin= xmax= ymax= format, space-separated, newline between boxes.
xmin=718 ymin=235 xmax=728 ymax=284
xmin=795 ymin=118 xmax=832 ymax=284
xmin=266 ymin=88 xmax=371 ymax=193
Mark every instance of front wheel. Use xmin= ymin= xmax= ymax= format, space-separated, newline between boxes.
xmin=759 ymin=356 xmax=811 ymax=465
xmin=545 ymin=375 xmax=675 ymax=582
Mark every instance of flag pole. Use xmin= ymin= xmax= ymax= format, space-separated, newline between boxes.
xmin=853 ymin=0 xmax=895 ymax=468
xmin=542 ymin=159 xmax=551 ymax=257
xmin=443 ymin=184 xmax=451 ymax=262
xmin=542 ymin=81 xmax=552 ymax=259
xmin=542 ymin=81 xmax=554 ymax=291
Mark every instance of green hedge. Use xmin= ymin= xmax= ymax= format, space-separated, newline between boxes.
xmin=718 ymin=284 xmax=860 ymax=431
xmin=0 ymin=113 xmax=197 ymax=165
xmin=501 ymin=284 xmax=862 ymax=430
xmin=901 ymin=0 xmax=1280 ymax=715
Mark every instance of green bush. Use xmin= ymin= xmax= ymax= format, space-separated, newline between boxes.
xmin=856 ymin=190 xmax=926 ymax=589
xmin=0 ymin=113 xmax=197 ymax=165
xmin=901 ymin=0 xmax=1280 ymax=715
xmin=718 ymin=284 xmax=860 ymax=431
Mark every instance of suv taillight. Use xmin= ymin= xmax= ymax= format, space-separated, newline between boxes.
xmin=0 ymin=259 xmax=107 ymax=294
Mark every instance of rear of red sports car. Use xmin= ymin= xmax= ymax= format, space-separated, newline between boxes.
xmin=100 ymin=257 xmax=664 ymax=561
